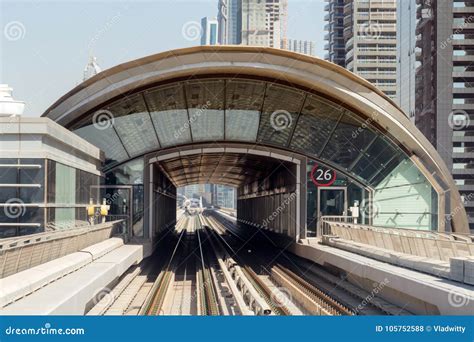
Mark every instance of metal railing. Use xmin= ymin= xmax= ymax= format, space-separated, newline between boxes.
xmin=0 ymin=220 xmax=123 ymax=278
xmin=320 ymin=216 xmax=474 ymax=261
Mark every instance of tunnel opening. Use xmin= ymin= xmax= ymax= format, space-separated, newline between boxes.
xmin=147 ymin=147 xmax=304 ymax=246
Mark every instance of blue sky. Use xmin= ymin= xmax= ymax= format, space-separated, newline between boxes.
xmin=0 ymin=0 xmax=325 ymax=116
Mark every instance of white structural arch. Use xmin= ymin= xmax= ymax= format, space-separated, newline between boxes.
xmin=42 ymin=46 xmax=468 ymax=233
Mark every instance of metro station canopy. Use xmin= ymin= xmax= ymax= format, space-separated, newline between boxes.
xmin=42 ymin=46 xmax=468 ymax=233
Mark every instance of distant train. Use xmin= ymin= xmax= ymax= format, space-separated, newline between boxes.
xmin=182 ymin=197 xmax=203 ymax=215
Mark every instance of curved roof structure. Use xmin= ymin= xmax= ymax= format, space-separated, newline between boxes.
xmin=42 ymin=46 xmax=469 ymax=233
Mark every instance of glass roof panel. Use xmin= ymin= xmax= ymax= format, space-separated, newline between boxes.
xmin=74 ymin=124 xmax=128 ymax=167
xmin=184 ymin=79 xmax=224 ymax=110
xmin=144 ymin=83 xmax=187 ymax=111
xmin=225 ymin=110 xmax=260 ymax=141
xmin=144 ymin=83 xmax=191 ymax=147
xmin=183 ymin=79 xmax=225 ymax=142
xmin=190 ymin=109 xmax=225 ymax=142
xmin=73 ymin=77 xmax=417 ymax=188
xmin=103 ymin=94 xmax=159 ymax=157
xmin=257 ymin=84 xmax=305 ymax=147
xmin=320 ymin=111 xmax=378 ymax=169
xmin=290 ymin=94 xmax=343 ymax=156
xmin=150 ymin=110 xmax=192 ymax=147
xmin=225 ymin=79 xmax=266 ymax=110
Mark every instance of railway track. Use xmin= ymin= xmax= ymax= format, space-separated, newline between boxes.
xmin=202 ymin=212 xmax=351 ymax=315
xmin=206 ymin=210 xmax=411 ymax=316
xmin=90 ymin=210 xmax=406 ymax=316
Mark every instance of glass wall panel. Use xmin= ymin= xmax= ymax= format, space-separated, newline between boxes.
xmin=0 ymin=158 xmax=18 ymax=184
xmin=55 ymin=163 xmax=76 ymax=226
xmin=19 ymin=159 xmax=44 ymax=204
xmin=372 ymin=158 xmax=438 ymax=230
xmin=184 ymin=79 xmax=224 ymax=110
xmin=105 ymin=158 xmax=145 ymax=237
xmin=184 ymin=80 xmax=225 ymax=142
xmin=105 ymin=158 xmax=144 ymax=185
xmin=351 ymin=136 xmax=401 ymax=183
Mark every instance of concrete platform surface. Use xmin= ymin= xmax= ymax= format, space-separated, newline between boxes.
xmin=292 ymin=241 xmax=474 ymax=315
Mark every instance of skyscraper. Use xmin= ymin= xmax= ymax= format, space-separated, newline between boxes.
xmin=218 ymin=0 xmax=241 ymax=44
xmin=324 ymin=0 xmax=398 ymax=99
xmin=283 ymin=39 xmax=316 ymax=56
xmin=201 ymin=17 xmax=219 ymax=45
xmin=396 ymin=0 xmax=417 ymax=120
xmin=218 ymin=0 xmax=287 ymax=48
xmin=415 ymin=0 xmax=474 ymax=231
xmin=324 ymin=0 xmax=345 ymax=66
xmin=213 ymin=184 xmax=236 ymax=209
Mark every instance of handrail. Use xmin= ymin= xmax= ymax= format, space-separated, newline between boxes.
xmin=321 ymin=216 xmax=474 ymax=240
xmin=0 ymin=220 xmax=123 ymax=251
xmin=320 ymin=216 xmax=474 ymax=261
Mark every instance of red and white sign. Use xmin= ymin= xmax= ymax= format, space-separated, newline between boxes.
xmin=310 ymin=164 xmax=336 ymax=187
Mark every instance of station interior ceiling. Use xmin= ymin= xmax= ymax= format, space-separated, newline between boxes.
xmin=155 ymin=151 xmax=297 ymax=188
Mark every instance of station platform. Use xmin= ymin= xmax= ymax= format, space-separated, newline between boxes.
xmin=0 ymin=238 xmax=145 ymax=315
xmin=291 ymin=239 xmax=474 ymax=315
